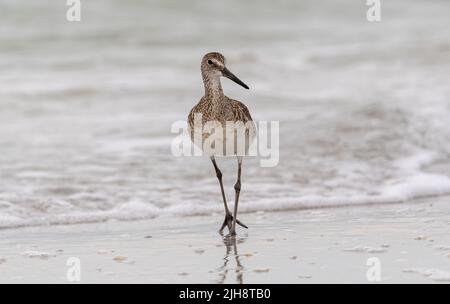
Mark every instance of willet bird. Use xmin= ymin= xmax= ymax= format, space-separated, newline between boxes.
xmin=188 ymin=52 xmax=256 ymax=235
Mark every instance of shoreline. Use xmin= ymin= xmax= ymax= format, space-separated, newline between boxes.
xmin=1 ymin=192 xmax=450 ymax=232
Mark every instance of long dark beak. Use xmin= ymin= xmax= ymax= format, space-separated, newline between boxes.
xmin=222 ymin=67 xmax=249 ymax=90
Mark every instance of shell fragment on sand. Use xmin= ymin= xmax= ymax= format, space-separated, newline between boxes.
xmin=253 ymin=268 xmax=270 ymax=273
xmin=298 ymin=275 xmax=312 ymax=279
xmin=343 ymin=246 xmax=387 ymax=254
xmin=20 ymin=251 xmax=56 ymax=259
xmin=113 ymin=256 xmax=135 ymax=264
xmin=414 ymin=235 xmax=428 ymax=241
xmin=403 ymin=268 xmax=450 ymax=282
xmin=433 ymin=245 xmax=450 ymax=251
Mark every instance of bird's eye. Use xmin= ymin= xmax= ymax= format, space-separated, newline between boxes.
xmin=207 ymin=60 xmax=213 ymax=65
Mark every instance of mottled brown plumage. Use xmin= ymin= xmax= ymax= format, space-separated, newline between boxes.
xmin=187 ymin=52 xmax=255 ymax=235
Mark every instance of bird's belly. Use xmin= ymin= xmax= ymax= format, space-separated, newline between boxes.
xmin=190 ymin=121 xmax=256 ymax=157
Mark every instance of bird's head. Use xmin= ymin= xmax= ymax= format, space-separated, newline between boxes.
xmin=201 ymin=52 xmax=249 ymax=90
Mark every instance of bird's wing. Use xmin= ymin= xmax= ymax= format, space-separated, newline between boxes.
xmin=229 ymin=99 xmax=254 ymax=123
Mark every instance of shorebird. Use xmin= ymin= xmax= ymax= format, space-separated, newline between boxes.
xmin=188 ymin=52 xmax=256 ymax=235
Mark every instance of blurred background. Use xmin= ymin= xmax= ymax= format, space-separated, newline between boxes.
xmin=0 ymin=0 xmax=449 ymax=228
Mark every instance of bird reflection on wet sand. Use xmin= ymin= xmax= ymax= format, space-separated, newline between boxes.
xmin=216 ymin=234 xmax=247 ymax=284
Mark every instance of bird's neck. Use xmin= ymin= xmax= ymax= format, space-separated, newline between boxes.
xmin=203 ymin=73 xmax=224 ymax=101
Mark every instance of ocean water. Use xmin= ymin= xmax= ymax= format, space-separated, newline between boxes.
xmin=0 ymin=0 xmax=449 ymax=229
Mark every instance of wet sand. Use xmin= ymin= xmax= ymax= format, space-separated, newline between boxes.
xmin=0 ymin=197 xmax=449 ymax=283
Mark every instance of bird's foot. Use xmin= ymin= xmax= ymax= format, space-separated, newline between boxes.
xmin=219 ymin=213 xmax=248 ymax=234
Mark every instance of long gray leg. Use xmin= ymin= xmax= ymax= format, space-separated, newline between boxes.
xmin=211 ymin=157 xmax=234 ymax=232
xmin=230 ymin=157 xmax=244 ymax=235
xmin=212 ymin=157 xmax=248 ymax=233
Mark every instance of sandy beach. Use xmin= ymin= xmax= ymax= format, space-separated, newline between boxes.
xmin=0 ymin=196 xmax=449 ymax=284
